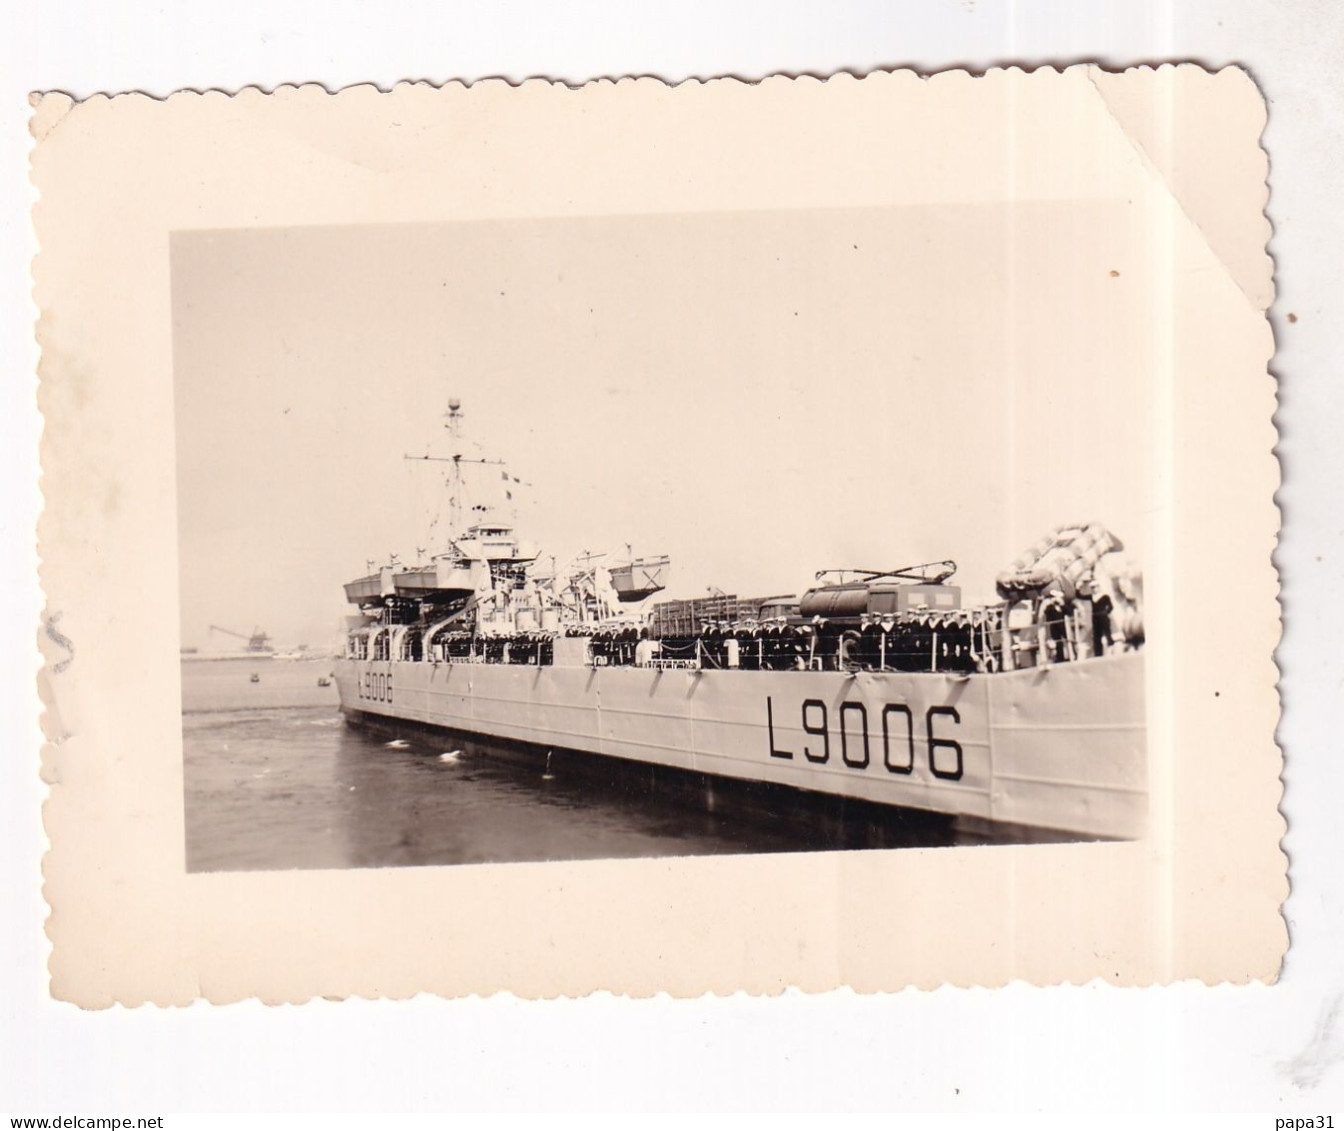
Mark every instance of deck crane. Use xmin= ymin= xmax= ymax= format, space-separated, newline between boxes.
xmin=812 ymin=560 xmax=958 ymax=586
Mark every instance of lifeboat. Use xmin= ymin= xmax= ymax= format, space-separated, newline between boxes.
xmin=610 ymin=555 xmax=671 ymax=603
xmin=343 ymin=567 xmax=397 ymax=607
xmin=390 ymin=559 xmax=478 ymax=602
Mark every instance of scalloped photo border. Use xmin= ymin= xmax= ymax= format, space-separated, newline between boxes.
xmin=31 ymin=65 xmax=1284 ymax=1005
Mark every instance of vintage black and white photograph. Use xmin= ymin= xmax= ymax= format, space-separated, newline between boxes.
xmin=33 ymin=67 xmax=1284 ymax=1005
xmin=174 ymin=209 xmax=1149 ymax=873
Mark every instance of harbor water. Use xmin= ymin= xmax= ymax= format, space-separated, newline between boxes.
xmin=182 ymin=659 xmax=1002 ymax=873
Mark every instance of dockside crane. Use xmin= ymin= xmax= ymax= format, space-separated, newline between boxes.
xmin=208 ymin=624 xmax=273 ymax=652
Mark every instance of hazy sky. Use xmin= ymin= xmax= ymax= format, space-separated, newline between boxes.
xmin=171 ymin=204 xmax=1154 ymax=649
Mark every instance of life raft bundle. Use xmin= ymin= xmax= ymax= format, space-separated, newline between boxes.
xmin=995 ymin=523 xmax=1123 ymax=601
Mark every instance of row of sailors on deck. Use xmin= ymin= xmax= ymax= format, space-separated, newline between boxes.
xmin=355 ymin=581 xmax=1138 ymax=671
xmin=685 ymin=613 xmax=1004 ymax=674
xmin=425 ymin=630 xmax=555 ymax=665
xmin=848 ymin=609 xmax=1003 ymax=674
xmin=648 ymin=590 xmax=1136 ymax=674
xmin=587 ymin=625 xmax=647 ymax=665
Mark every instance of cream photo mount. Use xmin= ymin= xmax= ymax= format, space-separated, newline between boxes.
xmin=33 ymin=67 xmax=1284 ymax=1005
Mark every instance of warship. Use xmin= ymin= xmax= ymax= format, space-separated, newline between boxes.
xmin=335 ymin=401 xmax=1147 ymax=841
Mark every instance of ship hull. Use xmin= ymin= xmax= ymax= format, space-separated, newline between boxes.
xmin=334 ymin=652 xmax=1146 ymax=841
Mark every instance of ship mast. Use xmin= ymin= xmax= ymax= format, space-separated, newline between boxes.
xmin=443 ymin=397 xmax=464 ymax=541
xmin=404 ymin=397 xmax=507 ymax=554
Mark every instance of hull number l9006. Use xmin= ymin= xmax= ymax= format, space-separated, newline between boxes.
xmin=358 ymin=667 xmax=393 ymax=704
xmin=766 ymin=697 xmax=963 ymax=781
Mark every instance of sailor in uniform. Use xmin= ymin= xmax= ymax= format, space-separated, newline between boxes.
xmin=761 ymin=621 xmax=779 ymax=670
xmin=794 ymin=620 xmax=815 ymax=670
xmin=736 ymin=622 xmax=758 ymax=670
xmin=860 ymin=615 xmax=883 ymax=671
xmin=911 ymin=605 xmax=933 ymax=672
xmin=1041 ymin=588 xmax=1071 ymax=663
xmin=1081 ymin=578 xmax=1114 ymax=656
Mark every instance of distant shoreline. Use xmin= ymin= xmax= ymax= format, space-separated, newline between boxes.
xmin=180 ymin=654 xmax=333 ymax=663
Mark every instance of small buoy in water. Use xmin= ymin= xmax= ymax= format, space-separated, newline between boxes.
xmin=385 ymin=739 xmax=409 ymax=749
xmin=438 ymin=750 xmax=461 ymax=763
xmin=542 ymin=749 xmax=555 ymax=781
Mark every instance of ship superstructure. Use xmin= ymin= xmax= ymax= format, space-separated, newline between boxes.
xmin=335 ymin=402 xmax=1147 ymax=841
